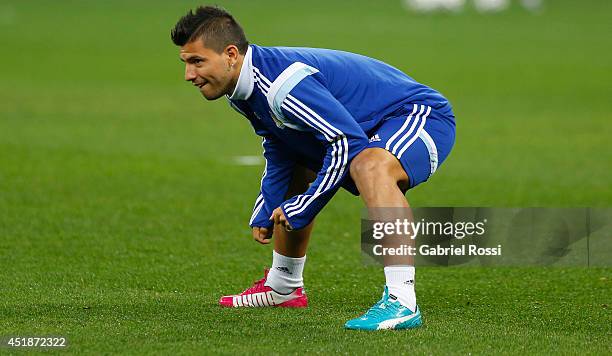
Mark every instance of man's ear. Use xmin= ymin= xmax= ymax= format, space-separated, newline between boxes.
xmin=225 ymin=45 xmax=240 ymax=64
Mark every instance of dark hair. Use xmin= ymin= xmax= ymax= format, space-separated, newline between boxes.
xmin=171 ymin=6 xmax=248 ymax=54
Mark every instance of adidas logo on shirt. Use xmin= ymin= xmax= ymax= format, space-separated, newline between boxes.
xmin=269 ymin=111 xmax=286 ymax=129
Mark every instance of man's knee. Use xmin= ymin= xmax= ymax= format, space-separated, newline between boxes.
xmin=350 ymin=148 xmax=409 ymax=188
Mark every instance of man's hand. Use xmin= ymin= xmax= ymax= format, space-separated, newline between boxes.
xmin=270 ymin=207 xmax=293 ymax=231
xmin=252 ymin=226 xmax=272 ymax=244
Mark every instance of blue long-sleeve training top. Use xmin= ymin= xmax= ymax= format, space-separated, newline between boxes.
xmin=227 ymin=44 xmax=450 ymax=230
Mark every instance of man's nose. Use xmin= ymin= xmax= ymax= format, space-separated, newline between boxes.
xmin=184 ymin=65 xmax=197 ymax=82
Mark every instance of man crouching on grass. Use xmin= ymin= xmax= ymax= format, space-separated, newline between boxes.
xmin=171 ymin=5 xmax=455 ymax=330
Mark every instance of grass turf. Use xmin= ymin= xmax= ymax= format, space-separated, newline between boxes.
xmin=0 ymin=0 xmax=610 ymax=354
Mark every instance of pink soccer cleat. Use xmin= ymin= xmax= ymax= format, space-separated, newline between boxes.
xmin=219 ymin=269 xmax=308 ymax=308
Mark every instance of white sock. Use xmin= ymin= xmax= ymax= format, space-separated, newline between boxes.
xmin=384 ymin=265 xmax=417 ymax=311
xmin=265 ymin=250 xmax=306 ymax=294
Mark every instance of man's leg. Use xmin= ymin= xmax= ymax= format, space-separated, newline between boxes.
xmin=345 ymin=105 xmax=454 ymax=329
xmin=349 ymin=147 xmax=414 ymax=262
xmin=219 ymin=165 xmax=315 ymax=307
xmin=349 ymin=147 xmax=418 ymax=311
xmin=265 ymin=166 xmax=316 ymax=294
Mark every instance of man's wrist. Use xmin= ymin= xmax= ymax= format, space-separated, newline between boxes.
xmin=250 ymin=221 xmax=273 ymax=229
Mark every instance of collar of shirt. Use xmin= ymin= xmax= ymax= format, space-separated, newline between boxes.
xmin=229 ymin=45 xmax=254 ymax=100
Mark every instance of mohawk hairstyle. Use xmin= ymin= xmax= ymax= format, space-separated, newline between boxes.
xmin=171 ymin=6 xmax=248 ymax=54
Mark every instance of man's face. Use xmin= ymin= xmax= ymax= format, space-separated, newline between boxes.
xmin=180 ymin=40 xmax=237 ymax=100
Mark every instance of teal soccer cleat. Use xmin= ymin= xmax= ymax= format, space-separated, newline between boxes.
xmin=345 ymin=286 xmax=422 ymax=331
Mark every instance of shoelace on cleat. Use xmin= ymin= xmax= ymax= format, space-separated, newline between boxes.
xmin=242 ymin=276 xmax=267 ymax=294
xmin=363 ymin=294 xmax=400 ymax=319
xmin=366 ymin=302 xmax=399 ymax=318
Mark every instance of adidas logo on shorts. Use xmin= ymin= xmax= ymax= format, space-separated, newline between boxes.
xmin=369 ymin=134 xmax=381 ymax=143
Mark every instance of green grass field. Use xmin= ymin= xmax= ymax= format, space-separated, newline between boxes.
xmin=1 ymin=0 xmax=610 ymax=354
